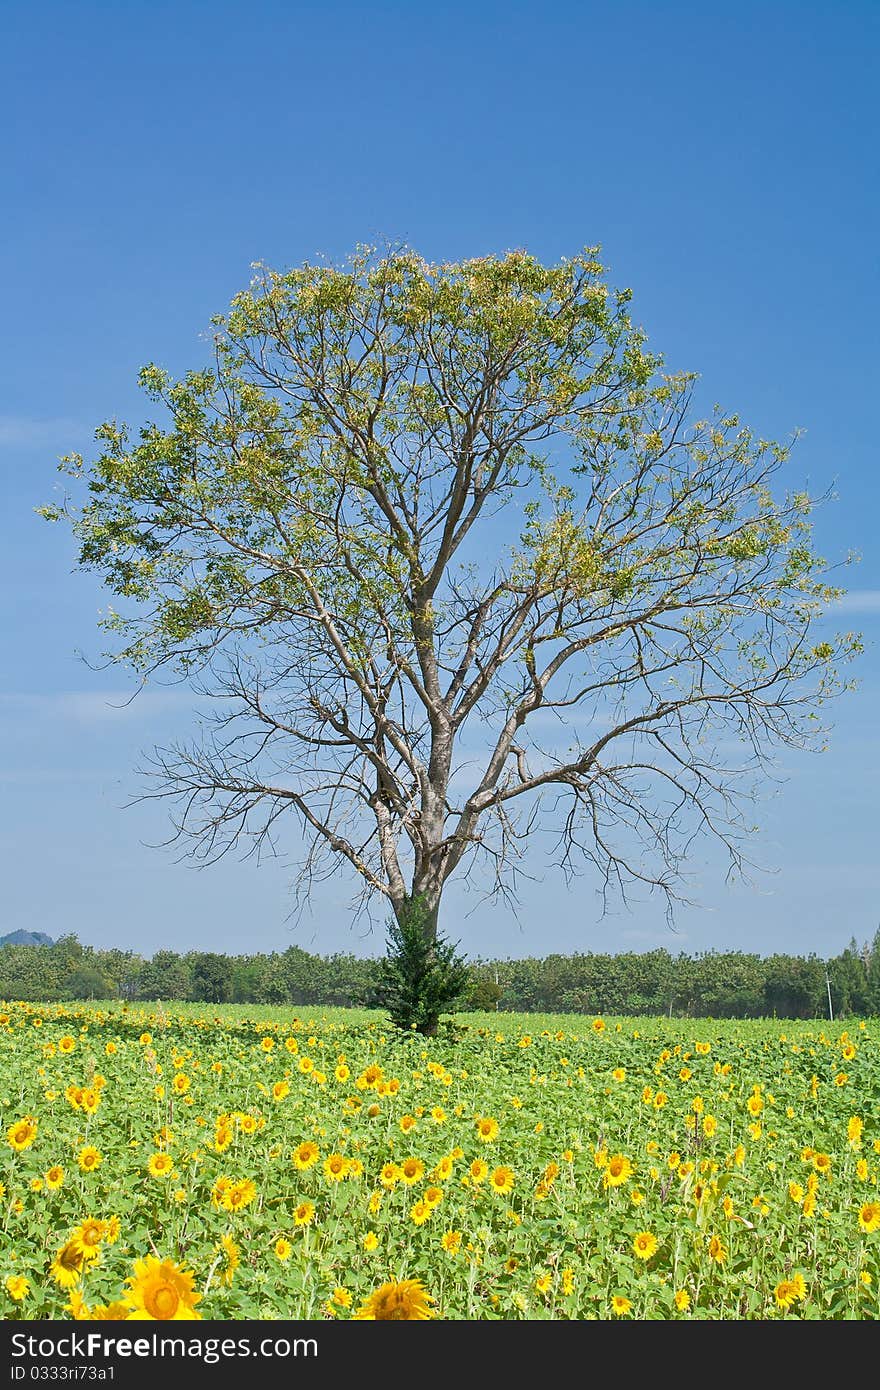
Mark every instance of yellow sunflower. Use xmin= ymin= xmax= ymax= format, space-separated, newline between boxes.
xmin=124 ymin=1256 xmax=201 ymax=1321
xmin=221 ymin=1179 xmax=257 ymax=1213
xmin=50 ymin=1239 xmax=87 ymax=1289
xmin=80 ymin=1089 xmax=101 ymax=1116
xmin=218 ymin=1234 xmax=240 ymax=1287
xmin=858 ymin=1202 xmax=880 ymax=1233
xmin=293 ymin=1201 xmax=315 ymax=1227
xmin=73 ymin=1218 xmax=105 ymax=1260
xmin=400 ymin=1157 xmax=425 ymax=1186
xmin=354 ymin=1279 xmax=435 ymax=1320
xmin=632 ymin=1231 xmax=658 ymax=1261
xmin=489 ymin=1166 xmax=515 ymax=1195
xmin=7 ymin=1116 xmax=38 ymax=1152
xmin=379 ymin=1162 xmax=401 ymax=1190
xmin=774 ymin=1280 xmax=799 ymax=1311
xmin=323 ymin=1153 xmax=349 ymax=1182
xmin=292 ymin=1141 xmax=319 ymax=1171
xmin=707 ymin=1235 xmax=727 ymax=1264
xmin=214 ymin=1122 xmax=234 ymax=1154
xmin=603 ymin=1153 xmax=633 ymax=1188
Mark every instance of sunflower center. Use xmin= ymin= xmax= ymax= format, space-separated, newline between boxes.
xmin=377 ymin=1293 xmax=406 ymax=1319
xmin=146 ymin=1281 xmax=180 ymax=1319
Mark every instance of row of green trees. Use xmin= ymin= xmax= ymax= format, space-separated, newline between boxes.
xmin=2 ymin=933 xmax=880 ymax=1018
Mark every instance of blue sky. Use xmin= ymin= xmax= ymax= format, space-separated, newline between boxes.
xmin=1 ymin=1 xmax=878 ymax=962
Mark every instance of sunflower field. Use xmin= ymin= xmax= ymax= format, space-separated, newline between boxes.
xmin=1 ymin=1001 xmax=878 ymax=1320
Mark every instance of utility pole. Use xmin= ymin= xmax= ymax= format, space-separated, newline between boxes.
xmin=825 ymin=970 xmax=834 ymax=1024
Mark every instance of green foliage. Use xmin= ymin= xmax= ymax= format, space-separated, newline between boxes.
xmin=189 ymin=952 xmax=233 ymax=1004
xmin=372 ymin=897 xmax=470 ymax=1036
xmin=828 ymin=939 xmax=869 ymax=1017
xmin=135 ymin=949 xmax=192 ymax=1001
xmin=63 ymin=966 xmax=114 ymax=1000
xmin=466 ymin=968 xmax=504 ymax=1011
xmin=866 ymin=926 xmax=880 ymax=1016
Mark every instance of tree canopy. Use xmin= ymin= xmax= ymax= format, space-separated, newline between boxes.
xmin=43 ymin=245 xmax=859 ymax=943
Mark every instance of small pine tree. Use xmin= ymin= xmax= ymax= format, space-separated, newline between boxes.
xmin=374 ymin=897 xmax=470 ymax=1037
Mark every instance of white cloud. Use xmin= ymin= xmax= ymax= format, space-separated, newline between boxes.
xmin=0 ymin=416 xmax=85 ymax=449
xmin=0 ymin=689 xmax=198 ymax=724
xmin=829 ymin=590 xmax=880 ymax=615
xmin=0 ymin=769 xmax=109 ymax=785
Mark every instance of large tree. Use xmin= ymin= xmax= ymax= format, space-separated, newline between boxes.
xmin=44 ymin=247 xmax=858 ymax=967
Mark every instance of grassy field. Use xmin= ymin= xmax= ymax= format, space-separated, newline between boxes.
xmin=1 ymin=999 xmax=878 ymax=1319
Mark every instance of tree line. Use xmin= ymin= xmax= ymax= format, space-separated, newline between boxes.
xmin=2 ymin=932 xmax=880 ymax=1019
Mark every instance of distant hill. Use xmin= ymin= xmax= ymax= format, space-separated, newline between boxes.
xmin=0 ymin=931 xmax=54 ymax=947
